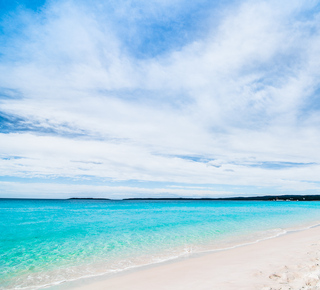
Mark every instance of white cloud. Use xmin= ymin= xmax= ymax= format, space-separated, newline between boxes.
xmin=0 ymin=181 xmax=236 ymax=199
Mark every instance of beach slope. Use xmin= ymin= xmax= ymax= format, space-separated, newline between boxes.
xmin=57 ymin=226 xmax=320 ymax=290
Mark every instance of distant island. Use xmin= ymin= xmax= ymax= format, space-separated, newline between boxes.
xmin=68 ymin=195 xmax=320 ymax=201
xmin=69 ymin=198 xmax=111 ymax=200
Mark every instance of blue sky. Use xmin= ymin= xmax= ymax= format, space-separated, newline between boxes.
xmin=1 ymin=0 xmax=320 ymax=198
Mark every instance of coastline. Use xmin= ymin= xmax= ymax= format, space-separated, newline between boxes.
xmin=51 ymin=224 xmax=320 ymax=290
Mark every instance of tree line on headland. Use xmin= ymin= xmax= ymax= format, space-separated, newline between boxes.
xmin=68 ymin=195 xmax=320 ymax=201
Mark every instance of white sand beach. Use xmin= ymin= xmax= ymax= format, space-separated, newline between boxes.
xmin=57 ymin=225 xmax=320 ymax=290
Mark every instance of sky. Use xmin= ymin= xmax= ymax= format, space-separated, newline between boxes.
xmin=1 ymin=0 xmax=320 ymax=199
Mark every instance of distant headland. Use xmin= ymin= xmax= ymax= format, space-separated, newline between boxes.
xmin=2 ymin=195 xmax=320 ymax=201
xmin=68 ymin=195 xmax=320 ymax=201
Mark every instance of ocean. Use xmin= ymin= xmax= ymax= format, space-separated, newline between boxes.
xmin=1 ymin=199 xmax=320 ymax=289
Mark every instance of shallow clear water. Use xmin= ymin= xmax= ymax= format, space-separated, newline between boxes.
xmin=1 ymin=199 xmax=320 ymax=289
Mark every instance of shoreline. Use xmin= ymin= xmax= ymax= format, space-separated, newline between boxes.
xmin=5 ymin=200 xmax=320 ymax=290
xmin=50 ymin=223 xmax=320 ymax=290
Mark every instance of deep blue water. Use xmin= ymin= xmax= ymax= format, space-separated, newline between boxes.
xmin=1 ymin=199 xmax=320 ymax=289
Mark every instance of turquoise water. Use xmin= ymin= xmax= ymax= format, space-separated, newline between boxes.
xmin=1 ymin=199 xmax=320 ymax=289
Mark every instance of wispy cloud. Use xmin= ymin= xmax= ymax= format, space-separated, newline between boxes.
xmin=1 ymin=0 xmax=320 ymax=198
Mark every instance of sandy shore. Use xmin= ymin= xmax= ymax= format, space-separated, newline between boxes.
xmin=54 ymin=225 xmax=320 ymax=290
